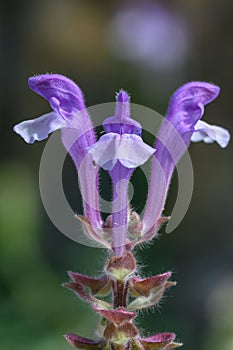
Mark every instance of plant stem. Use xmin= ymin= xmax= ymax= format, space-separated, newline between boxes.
xmin=113 ymin=280 xmax=129 ymax=308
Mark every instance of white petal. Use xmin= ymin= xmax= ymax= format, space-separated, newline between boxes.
xmin=13 ymin=112 xmax=67 ymax=144
xmin=87 ymin=133 xmax=118 ymax=170
xmin=88 ymin=133 xmax=155 ymax=170
xmin=191 ymin=120 xmax=230 ymax=148
xmin=117 ymin=134 xmax=155 ymax=168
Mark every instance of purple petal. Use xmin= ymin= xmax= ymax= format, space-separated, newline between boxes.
xmin=167 ymin=82 xmax=220 ymax=127
xmin=117 ymin=90 xmax=130 ymax=103
xmin=103 ymin=90 xmax=142 ymax=135
xmin=103 ymin=115 xmax=142 ymax=135
xmin=28 ymin=74 xmax=85 ymax=118
xmin=88 ymin=133 xmax=155 ymax=170
xmin=115 ymin=90 xmax=130 ymax=120
xmin=13 ymin=112 xmax=66 ymax=143
xmin=191 ymin=120 xmax=230 ymax=148
xmin=61 ymin=126 xmax=102 ymax=229
xmin=109 ymin=162 xmax=133 ymax=256
xmin=143 ymin=82 xmax=221 ymax=236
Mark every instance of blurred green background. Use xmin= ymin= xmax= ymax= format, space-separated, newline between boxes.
xmin=0 ymin=1 xmax=233 ymax=349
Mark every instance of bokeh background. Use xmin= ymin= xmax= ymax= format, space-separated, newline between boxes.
xmin=0 ymin=0 xmax=233 ymax=349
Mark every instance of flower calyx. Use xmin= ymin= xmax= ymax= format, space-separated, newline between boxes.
xmin=106 ymin=251 xmax=137 ymax=282
xmin=64 ymin=334 xmax=106 ymax=350
xmin=132 ymin=217 xmax=170 ymax=248
xmin=75 ymin=215 xmax=111 ymax=250
xmin=68 ymin=272 xmax=111 ymax=297
xmin=64 ymin=272 xmax=111 ymax=309
xmin=127 ymin=211 xmax=143 ymax=240
xmin=128 ymin=272 xmax=176 ymax=311
xmin=104 ymin=321 xmax=139 ymax=345
xmin=132 ymin=332 xmax=182 ymax=350
xmin=93 ymin=306 xmax=136 ymax=324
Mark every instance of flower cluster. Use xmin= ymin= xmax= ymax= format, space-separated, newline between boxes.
xmin=14 ymin=74 xmax=230 ymax=349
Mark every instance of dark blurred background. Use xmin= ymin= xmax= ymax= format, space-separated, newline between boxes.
xmin=0 ymin=0 xmax=233 ymax=349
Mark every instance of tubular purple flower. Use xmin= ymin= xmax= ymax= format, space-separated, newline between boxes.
xmin=13 ymin=74 xmax=102 ymax=229
xmin=88 ymin=91 xmax=155 ymax=256
xmin=142 ymin=82 xmax=230 ymax=238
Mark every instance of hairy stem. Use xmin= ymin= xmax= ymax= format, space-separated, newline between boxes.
xmin=113 ymin=280 xmax=129 ymax=308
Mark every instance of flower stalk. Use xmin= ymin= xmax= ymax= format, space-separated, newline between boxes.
xmin=13 ymin=74 xmax=230 ymax=350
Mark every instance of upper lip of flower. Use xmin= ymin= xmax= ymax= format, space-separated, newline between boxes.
xmin=28 ymin=74 xmax=86 ymax=117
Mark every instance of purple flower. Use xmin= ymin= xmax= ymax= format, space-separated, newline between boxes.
xmin=88 ymin=90 xmax=155 ymax=256
xmin=14 ymin=75 xmax=230 ymax=254
xmin=13 ymin=74 xmax=102 ymax=230
xmin=142 ymin=82 xmax=230 ymax=240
